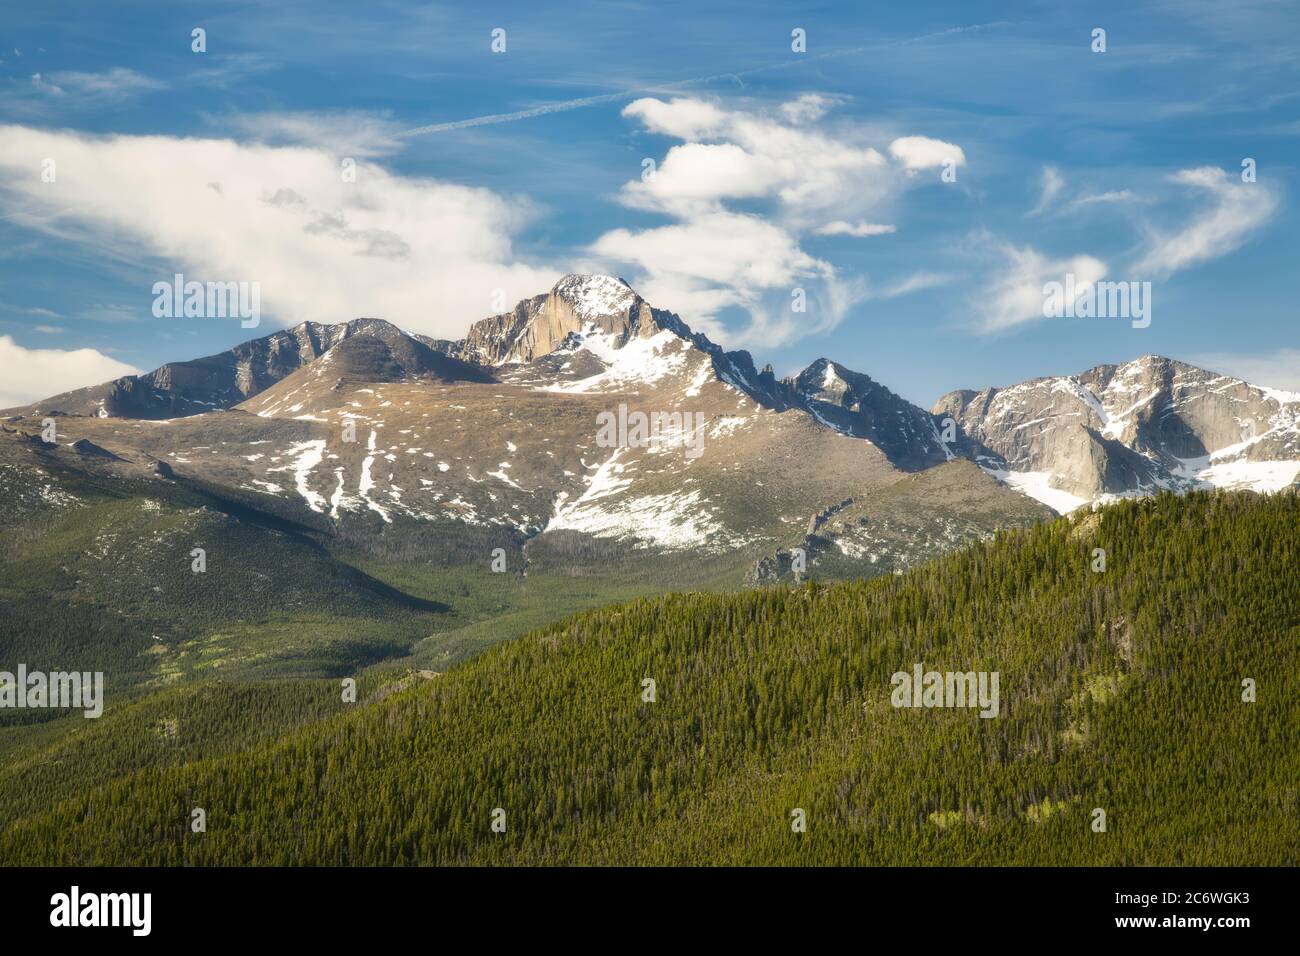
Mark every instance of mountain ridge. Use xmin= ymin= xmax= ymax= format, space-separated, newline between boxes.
xmin=934 ymin=352 xmax=1300 ymax=510
xmin=6 ymin=275 xmax=1298 ymax=542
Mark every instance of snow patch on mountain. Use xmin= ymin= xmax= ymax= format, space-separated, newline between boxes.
xmin=358 ymin=430 xmax=391 ymax=522
xmin=543 ymin=447 xmax=733 ymax=550
xmin=1172 ymin=455 xmax=1300 ymax=492
xmin=267 ymin=440 xmax=327 ymax=513
xmin=539 ymin=326 xmax=691 ymax=394
xmin=553 ymin=274 xmax=637 ymax=321
xmin=980 ymin=465 xmax=1090 ymax=514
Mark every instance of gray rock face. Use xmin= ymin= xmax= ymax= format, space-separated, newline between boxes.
xmin=454 ymin=275 xmax=681 ymax=366
xmin=13 ymin=319 xmax=411 ymax=419
xmin=453 ymin=278 xmax=950 ymax=473
xmin=786 ymin=359 xmax=950 ymax=471
xmin=934 ymin=354 xmax=1300 ymax=508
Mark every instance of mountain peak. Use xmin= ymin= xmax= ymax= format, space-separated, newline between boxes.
xmin=781 ymin=357 xmax=948 ymax=471
xmin=790 ymin=357 xmax=880 ymax=400
xmin=457 ymin=274 xmax=665 ymax=366
xmin=551 ymin=274 xmax=638 ymax=321
xmin=937 ymin=353 xmax=1300 ymax=511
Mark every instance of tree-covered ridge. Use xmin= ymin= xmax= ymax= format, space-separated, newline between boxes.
xmin=1 ymin=490 xmax=1295 ymax=865
xmin=0 ymin=679 xmax=367 ymax=830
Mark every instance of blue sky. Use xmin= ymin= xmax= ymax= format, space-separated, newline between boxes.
xmin=1 ymin=0 xmax=1297 ymax=409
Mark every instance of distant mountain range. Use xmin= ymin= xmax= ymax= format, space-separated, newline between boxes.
xmin=935 ymin=354 xmax=1300 ymax=512
xmin=4 ymin=275 xmax=1298 ymax=582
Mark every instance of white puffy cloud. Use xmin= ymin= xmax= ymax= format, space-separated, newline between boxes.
xmin=629 ymin=142 xmax=777 ymax=215
xmin=1134 ymin=167 xmax=1277 ymax=277
xmin=0 ymin=335 xmax=139 ymax=408
xmin=593 ymin=210 xmax=854 ymax=343
xmin=0 ymin=124 xmax=557 ymax=339
xmin=594 ymin=211 xmax=830 ymax=290
xmin=621 ymin=97 xmax=728 ymax=140
xmin=595 ymin=96 xmax=961 ymax=347
xmin=621 ymin=96 xmax=887 ymax=221
xmin=977 ymin=243 xmax=1107 ymax=333
xmin=888 ymin=135 xmax=966 ymax=173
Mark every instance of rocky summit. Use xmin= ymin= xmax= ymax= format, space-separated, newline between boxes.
xmin=934 ymin=354 xmax=1300 ymax=511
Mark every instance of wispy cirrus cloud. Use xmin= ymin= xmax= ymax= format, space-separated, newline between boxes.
xmin=1028 ymin=166 xmax=1063 ymax=216
xmin=0 ymin=300 xmax=63 ymax=320
xmin=974 ymin=164 xmax=1277 ymax=335
xmin=395 ymin=23 xmax=1011 ymax=138
xmin=975 ymin=240 xmax=1106 ymax=333
xmin=1134 ymin=167 xmax=1278 ymax=277
xmin=222 ymin=111 xmax=407 ymax=158
xmin=876 ymin=271 xmax=957 ymax=299
xmin=18 ymin=68 xmax=165 ymax=110
xmin=1070 ymin=190 xmax=1137 ymax=207
xmin=38 ymin=68 xmax=164 ymax=100
xmin=5 ymin=57 xmax=270 ymax=119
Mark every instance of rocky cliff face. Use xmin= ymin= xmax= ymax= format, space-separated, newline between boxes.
xmin=455 ymin=275 xmax=684 ymax=366
xmin=13 ymin=319 xmax=406 ymax=419
xmin=786 ymin=358 xmax=950 ymax=471
xmin=934 ymin=355 xmax=1300 ymax=509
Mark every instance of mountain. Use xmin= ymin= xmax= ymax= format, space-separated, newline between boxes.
xmin=4 ymin=490 xmax=1294 ymax=865
xmin=6 ymin=277 xmax=1295 ymax=590
xmin=935 ymin=355 xmax=1300 ymax=512
xmin=1 ymin=276 xmax=1042 ymax=584
xmin=4 ymin=318 xmax=451 ymax=420
xmin=785 ymin=357 xmax=950 ymax=470
xmin=448 ymin=274 xmax=686 ymax=366
xmin=0 ymin=274 xmax=1057 ymax=717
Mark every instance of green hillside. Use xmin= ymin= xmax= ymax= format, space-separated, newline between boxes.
xmin=0 ymin=447 xmax=456 ymax=683
xmin=1 ymin=490 xmax=1296 ymax=865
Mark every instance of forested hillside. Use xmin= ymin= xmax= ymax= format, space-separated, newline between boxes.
xmin=1 ymin=491 xmax=1295 ymax=865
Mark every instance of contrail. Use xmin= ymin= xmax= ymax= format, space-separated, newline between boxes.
xmin=397 ymin=22 xmax=1010 ymax=139
xmin=399 ymin=92 xmax=630 ymax=136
